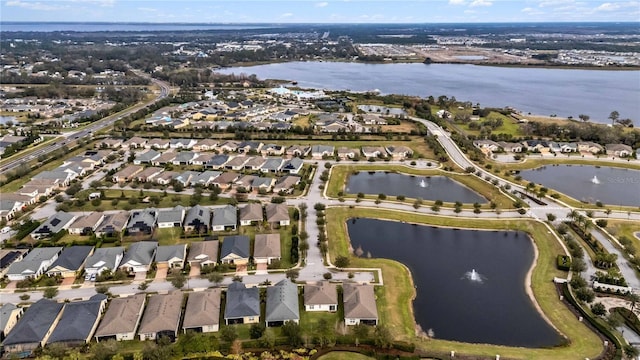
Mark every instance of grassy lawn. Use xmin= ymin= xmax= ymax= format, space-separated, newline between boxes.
xmin=317 ymin=352 xmax=374 ymax=360
xmin=607 ymin=220 xmax=640 ymax=251
xmin=327 ymin=164 xmax=517 ymax=210
xmin=325 ymin=207 xmax=603 ymax=360
xmin=494 ymin=157 xmax=640 ymax=172
xmin=458 ymin=111 xmax=524 ymax=137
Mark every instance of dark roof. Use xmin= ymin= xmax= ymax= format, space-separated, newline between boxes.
xmin=266 ymin=279 xmax=299 ymax=323
xmin=1 ymin=251 xmax=22 ymax=269
xmin=221 ymin=235 xmax=250 ymax=259
xmin=3 ymin=299 xmax=64 ymax=346
xmin=48 ymin=246 xmax=93 ymax=272
xmin=48 ymin=294 xmax=107 ymax=344
xmin=224 ymin=282 xmax=260 ymax=319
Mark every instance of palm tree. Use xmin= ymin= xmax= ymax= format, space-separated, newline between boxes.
xmin=628 ymin=292 xmax=640 ymax=311
xmin=609 ymin=110 xmax=620 ymax=126
xmin=567 ymin=209 xmax=579 ymax=222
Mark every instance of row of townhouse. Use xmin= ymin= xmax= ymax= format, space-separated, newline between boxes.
xmin=473 ymin=139 xmax=635 ymax=157
xmin=0 ymin=150 xmax=113 ymax=222
xmin=0 ymin=279 xmax=378 ymax=357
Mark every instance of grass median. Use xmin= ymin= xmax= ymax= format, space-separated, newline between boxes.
xmin=326 ymin=206 xmax=603 ymax=360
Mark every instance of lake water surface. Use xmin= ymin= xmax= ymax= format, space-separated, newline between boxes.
xmin=346 ymin=172 xmax=486 ymax=203
xmin=519 ymin=165 xmax=640 ymax=207
xmin=217 ymin=62 xmax=639 ymax=123
xmin=347 ymin=218 xmax=562 ymax=347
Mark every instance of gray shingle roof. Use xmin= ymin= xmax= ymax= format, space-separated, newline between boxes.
xmin=184 ymin=205 xmax=211 ymax=227
xmin=254 ymin=234 xmax=281 ymax=259
xmin=220 ymin=235 xmax=250 ymax=259
xmin=85 ymin=247 xmax=124 ymax=271
xmin=6 ymin=247 xmax=62 ymax=276
xmin=212 ymin=205 xmax=237 ymax=227
xmin=2 ymin=299 xmax=64 ymax=346
xmin=239 ymin=203 xmax=263 ymax=222
xmin=265 ymin=203 xmax=290 ymax=223
xmin=343 ymin=283 xmax=378 ymax=320
xmin=47 ymin=294 xmax=107 ymax=344
xmin=266 ymin=279 xmax=299 ymax=323
xmin=156 ymin=244 xmax=186 ymax=263
xmin=48 ymin=246 xmax=93 ymax=272
xmin=121 ymin=242 xmax=157 ymax=266
xmin=0 ymin=304 xmax=20 ymax=335
xmin=261 ymin=158 xmax=284 ymax=171
xmin=187 ymin=240 xmax=219 ymax=264
xmin=224 ymin=282 xmax=260 ymax=319
xmin=32 ymin=211 xmax=76 ymax=237
xmin=183 ymin=289 xmax=222 ymax=330
xmin=304 ymin=282 xmax=338 ymax=306
xmin=138 ymin=292 xmax=183 ymax=335
xmin=157 ymin=206 xmax=185 ymax=225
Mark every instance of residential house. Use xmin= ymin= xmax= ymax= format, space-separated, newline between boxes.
xmin=211 ymin=172 xmax=239 ymax=190
xmin=0 ymin=304 xmax=24 ymax=341
xmin=337 ymin=147 xmax=358 ymax=160
xmin=236 ymin=175 xmax=257 ymax=191
xmin=47 ymin=294 xmax=107 ymax=346
xmin=261 ymin=158 xmax=284 ymax=173
xmin=138 ymin=292 xmax=183 ymax=341
xmin=0 ymin=249 xmax=27 ymax=277
xmin=95 ymin=294 xmax=146 ymax=342
xmin=32 ymin=170 xmax=75 ymax=187
xmin=386 ymin=145 xmax=414 ymax=160
xmin=265 ymin=203 xmax=290 ymax=227
xmin=343 ymin=283 xmax=379 ymax=326
xmin=522 ymin=140 xmax=550 ymax=153
xmin=155 ymin=171 xmax=180 ymax=185
xmin=577 ymin=142 xmax=604 ymax=154
xmin=473 ymin=140 xmax=501 ymax=152
xmin=311 ymin=145 xmax=335 ymax=159
xmin=273 ymin=176 xmax=300 ymax=194
xmin=126 ymin=209 xmax=157 ymax=235
xmin=253 ymin=177 xmax=274 ymax=193
xmin=320 ymin=120 xmax=350 ymax=133
xmin=192 ymin=171 xmax=222 ymax=187
xmin=225 ymin=156 xmax=249 ymax=171
xmin=218 ymin=140 xmax=240 ymax=153
xmin=170 ymin=138 xmax=197 ymax=149
xmin=135 ymin=167 xmax=164 ymax=182
xmin=205 ymin=154 xmax=230 ymax=169
xmin=112 ymin=165 xmax=143 ymax=183
xmin=254 ymin=234 xmax=281 ymax=265
xmin=123 ymin=137 xmax=147 ymax=149
xmin=133 ymin=149 xmax=161 ymax=165
xmin=191 ymin=153 xmax=217 ymax=166
xmin=559 ymin=142 xmax=578 ymax=153
xmin=68 ymin=212 xmax=105 ymax=235
xmin=237 ymin=141 xmax=263 ymax=154
xmin=46 ymin=246 xmax=94 ymax=278
xmin=239 ymin=203 xmax=263 ymax=226
xmin=95 ymin=211 xmax=129 ymax=237
xmin=157 ymin=206 xmax=186 ymax=228
xmin=187 ymin=240 xmax=219 ymax=268
xmin=84 ymin=247 xmax=124 ymax=276
xmin=31 ymin=211 xmax=76 ymax=240
xmin=265 ymin=279 xmax=300 ymax=327
xmin=361 ymin=146 xmax=387 ymax=159
xmin=212 ymin=205 xmax=237 ymax=231
xmin=286 ymin=145 xmax=311 ymax=158
xmin=304 ymin=282 xmax=338 ymax=312
xmin=193 ymin=139 xmax=218 ymax=152
xmin=224 ymin=282 xmax=260 ymax=325
xmin=172 ymin=151 xmax=197 ymax=165
xmin=119 ymin=242 xmax=157 ymax=273
xmin=282 ymin=158 xmax=304 ymax=174
xmin=183 ymin=289 xmax=222 ymax=333
xmin=173 ymin=171 xmax=198 ymax=187
xmin=146 ymin=138 xmax=170 ymax=150
xmin=606 ymin=144 xmax=633 ymax=157
xmin=6 ymin=247 xmax=62 ymax=281
xmin=184 ymin=205 xmax=212 ymax=233
xmin=0 ymin=199 xmax=24 ymax=221
xmin=244 ymin=156 xmax=267 ymax=171
xmin=261 ymin=144 xmax=285 ymax=156
xmin=220 ymin=235 xmax=250 ymax=265
xmin=361 ymin=113 xmax=387 ymax=125
xmin=497 ymin=141 xmax=523 ymax=153
xmin=96 ymin=138 xmax=122 ymax=149
xmin=156 ymin=244 xmax=187 ymax=269
xmin=152 ymin=152 xmax=177 ymax=166
xmin=1 ymin=299 xmax=64 ymax=357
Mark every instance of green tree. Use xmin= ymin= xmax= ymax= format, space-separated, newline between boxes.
xmin=207 ymin=272 xmax=224 ymax=286
xmin=374 ymin=325 xmax=393 ymax=348
xmin=590 ymin=302 xmax=606 ymax=316
xmin=546 ymin=213 xmax=556 ymax=222
xmin=286 ymin=268 xmax=300 ymax=281
xmin=250 ymin=323 xmax=266 ymax=339
xmin=221 ymin=326 xmax=238 ymax=342
xmin=282 ymin=320 xmax=304 ymax=346
xmin=170 ymin=271 xmax=187 ymax=289
xmin=334 ymin=255 xmax=350 ymax=268
xmin=43 ymin=287 xmax=58 ymax=299
xmin=609 ymin=110 xmax=620 ymax=125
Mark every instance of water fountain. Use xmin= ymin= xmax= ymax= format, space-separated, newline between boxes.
xmin=463 ymin=269 xmax=484 ymax=283
xmin=591 ymin=175 xmax=600 ymax=184
xmin=419 ymin=178 xmax=427 ymax=188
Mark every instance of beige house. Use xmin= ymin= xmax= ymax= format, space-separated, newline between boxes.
xmin=253 ymin=234 xmax=281 ymax=265
xmin=68 ymin=212 xmax=105 ymax=235
xmin=95 ymin=294 xmax=146 ymax=342
xmin=239 ymin=203 xmax=263 ymax=226
xmin=187 ymin=240 xmax=219 ymax=268
xmin=343 ymin=283 xmax=378 ymax=326
xmin=304 ymin=282 xmax=338 ymax=312
xmin=385 ymin=145 xmax=413 ymax=160
xmin=0 ymin=304 xmax=24 ymax=340
xmin=112 ymin=165 xmax=143 ymax=183
xmin=138 ymin=292 xmax=183 ymax=341
xmin=183 ymin=289 xmax=222 ymax=333
xmin=265 ymin=203 xmax=290 ymax=227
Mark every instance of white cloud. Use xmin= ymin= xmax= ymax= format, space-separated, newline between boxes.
xmin=315 ymin=1 xmax=329 ymax=7
xmin=448 ymin=0 xmax=466 ymax=5
xmin=5 ymin=0 xmax=63 ymax=10
xmin=280 ymin=12 xmax=294 ymax=18
xmin=595 ymin=2 xmax=621 ymax=11
xmin=538 ymin=0 xmax=575 ymax=8
xmin=470 ymin=0 xmax=492 ymax=6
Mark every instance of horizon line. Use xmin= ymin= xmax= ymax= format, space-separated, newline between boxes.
xmin=2 ymin=20 xmax=639 ymax=25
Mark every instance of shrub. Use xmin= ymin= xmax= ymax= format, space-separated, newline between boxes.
xmin=557 ymin=255 xmax=571 ymax=271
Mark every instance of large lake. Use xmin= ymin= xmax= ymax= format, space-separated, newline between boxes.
xmin=519 ymin=165 xmax=640 ymax=207
xmin=346 ymin=172 xmax=486 ymax=203
xmin=217 ymin=62 xmax=640 ymax=123
xmin=347 ymin=218 xmax=562 ymax=347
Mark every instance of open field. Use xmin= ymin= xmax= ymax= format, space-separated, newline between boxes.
xmin=317 ymin=352 xmax=374 ymax=360
xmin=326 ymin=164 xmax=518 ymax=210
xmin=325 ymin=207 xmax=603 ymax=360
xmin=607 ymin=220 xmax=640 ymax=253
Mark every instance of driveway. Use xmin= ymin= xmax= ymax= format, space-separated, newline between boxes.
xmin=189 ymin=264 xmax=201 ymax=277
xmin=133 ymin=272 xmax=147 ymax=282
xmin=255 ymin=263 xmax=268 ymax=275
xmin=60 ymin=277 xmax=76 ymax=286
xmin=154 ymin=267 xmax=168 ymax=282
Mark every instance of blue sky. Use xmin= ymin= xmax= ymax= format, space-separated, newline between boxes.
xmin=1 ymin=0 xmax=639 ymax=23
